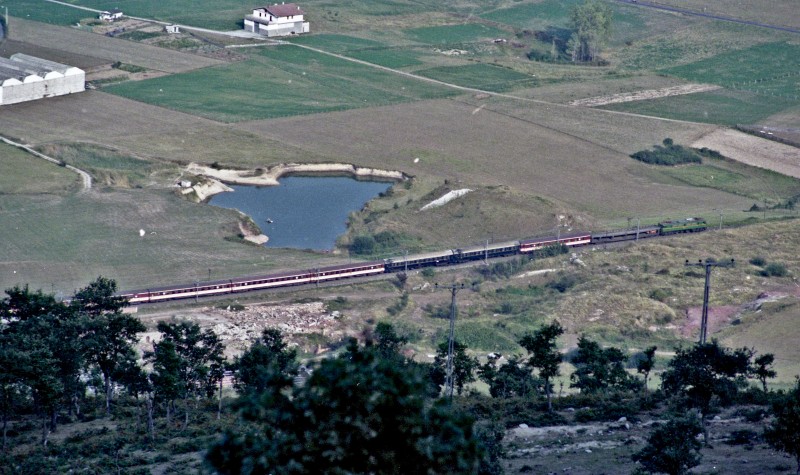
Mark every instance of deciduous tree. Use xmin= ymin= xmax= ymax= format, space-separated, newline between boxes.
xmin=430 ymin=340 xmax=478 ymax=396
xmin=519 ymin=321 xmax=563 ymax=411
xmin=567 ymin=0 xmax=612 ymax=63
xmin=636 ymin=346 xmax=658 ymax=393
xmin=632 ymin=412 xmax=704 ymax=475
xmin=232 ymin=328 xmax=297 ymax=394
xmin=765 ymin=378 xmax=800 ymax=475
xmin=570 ymin=337 xmax=634 ymax=394
xmin=207 ymin=340 xmax=486 ymax=474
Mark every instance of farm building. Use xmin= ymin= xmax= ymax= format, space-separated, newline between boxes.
xmin=244 ymin=3 xmax=310 ymax=37
xmin=0 ymin=54 xmax=85 ymax=105
xmin=99 ymin=9 xmax=123 ymax=22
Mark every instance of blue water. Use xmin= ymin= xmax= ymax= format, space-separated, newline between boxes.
xmin=209 ymin=176 xmax=393 ymax=250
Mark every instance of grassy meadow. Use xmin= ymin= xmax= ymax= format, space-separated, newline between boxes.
xmin=0 ymin=143 xmax=80 ymax=194
xmin=105 ymin=46 xmax=458 ymax=122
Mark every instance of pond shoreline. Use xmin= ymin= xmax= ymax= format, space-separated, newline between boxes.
xmin=186 ymin=162 xmax=406 ymax=201
xmin=186 ymin=163 xmax=404 ymax=249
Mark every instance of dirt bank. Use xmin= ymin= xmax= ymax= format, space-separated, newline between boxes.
xmin=568 ymin=83 xmax=721 ymax=107
xmin=186 ymin=162 xmax=406 ymax=194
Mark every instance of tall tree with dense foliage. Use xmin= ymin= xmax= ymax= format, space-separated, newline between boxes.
xmin=232 ymin=328 xmax=297 ymax=394
xmin=147 ymin=338 xmax=182 ymax=427
xmin=567 ymin=0 xmax=613 ymax=62
xmin=155 ymin=321 xmax=225 ymax=428
xmin=751 ymin=353 xmax=777 ymax=392
xmin=430 ymin=340 xmax=479 ymax=396
xmin=632 ymin=412 xmax=704 ymax=475
xmin=77 ymin=278 xmax=144 ymax=414
xmin=765 ymin=379 xmax=800 ymax=475
xmin=660 ymin=341 xmax=751 ymax=414
xmin=519 ymin=321 xmax=563 ymax=411
xmin=207 ymin=340 xmax=486 ymax=474
xmin=478 ymin=355 xmax=539 ymax=399
xmin=570 ymin=336 xmax=634 ymax=394
xmin=636 ymin=346 xmax=658 ymax=393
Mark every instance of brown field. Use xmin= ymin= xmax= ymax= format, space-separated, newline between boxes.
xmin=0 ymin=91 xmax=318 ymax=165
xmin=692 ymin=129 xmax=800 ymax=179
xmin=236 ymin=99 xmax=751 ymax=223
xmin=8 ymin=18 xmax=224 ymax=73
xmin=0 ymin=39 xmax=109 ymax=70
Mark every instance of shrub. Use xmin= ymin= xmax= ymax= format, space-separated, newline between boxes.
xmin=326 ymin=296 xmax=349 ymax=312
xmin=630 ymin=139 xmax=703 ymax=166
xmin=749 ymin=256 xmax=767 ymax=266
xmin=546 ymin=273 xmax=580 ymax=293
xmin=421 ymin=268 xmax=435 ymax=278
xmin=649 ymin=288 xmax=673 ymax=302
xmin=349 ymin=235 xmax=377 ymax=255
xmin=761 ymin=263 xmax=788 ymax=277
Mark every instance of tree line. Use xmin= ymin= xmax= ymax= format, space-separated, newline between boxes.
xmin=2 ymin=279 xmax=799 ymax=474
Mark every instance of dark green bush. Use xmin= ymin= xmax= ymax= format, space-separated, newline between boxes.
xmin=749 ymin=256 xmax=767 ymax=266
xmin=761 ymin=263 xmax=788 ymax=277
xmin=630 ymin=139 xmax=703 ymax=166
xmin=546 ymin=273 xmax=580 ymax=293
xmin=649 ymin=288 xmax=673 ymax=302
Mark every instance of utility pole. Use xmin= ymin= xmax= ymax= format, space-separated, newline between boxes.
xmin=713 ymin=209 xmax=724 ymax=230
xmin=435 ymin=282 xmax=466 ymax=399
xmin=684 ymin=258 xmax=735 ymax=344
xmin=636 ymin=217 xmax=640 ymax=241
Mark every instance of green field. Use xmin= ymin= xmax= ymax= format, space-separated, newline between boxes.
xmin=415 ymin=63 xmax=538 ymax=92
xmin=289 ymin=34 xmax=423 ymax=68
xmin=0 ymin=143 xmax=79 ymax=194
xmin=289 ymin=34 xmax=387 ymax=53
xmin=404 ymin=23 xmax=509 ymax=45
xmin=105 ymin=46 xmax=457 ymax=122
xmin=3 ymin=0 xmax=253 ymax=30
xmin=600 ymin=89 xmax=794 ymax=126
xmin=638 ymin=154 xmax=800 ymax=205
xmin=661 ymin=42 xmax=800 ymax=95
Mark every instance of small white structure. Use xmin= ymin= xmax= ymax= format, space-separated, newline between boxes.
xmin=165 ymin=24 xmax=181 ymax=34
xmin=99 ymin=9 xmax=123 ymax=22
xmin=0 ymin=54 xmax=85 ymax=105
xmin=244 ymin=3 xmax=310 ymax=37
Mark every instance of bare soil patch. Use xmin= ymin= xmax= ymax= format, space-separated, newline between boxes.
xmin=692 ymin=128 xmax=800 ymax=178
xmin=504 ymin=408 xmax=793 ymax=474
xmin=0 ymin=38 xmax=109 ymax=70
xmin=568 ymin=83 xmax=721 ymax=107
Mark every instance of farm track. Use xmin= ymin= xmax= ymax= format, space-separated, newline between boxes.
xmin=0 ymin=135 xmax=92 ymax=191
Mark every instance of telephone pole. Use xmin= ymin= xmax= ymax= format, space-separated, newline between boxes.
xmin=685 ymin=258 xmax=734 ymax=344
xmin=435 ymin=282 xmax=466 ymax=399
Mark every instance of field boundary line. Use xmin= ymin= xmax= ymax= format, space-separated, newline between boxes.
xmin=0 ymin=135 xmax=92 ymax=191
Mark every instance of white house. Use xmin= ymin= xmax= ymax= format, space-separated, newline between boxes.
xmin=244 ymin=3 xmax=310 ymax=37
xmin=99 ymin=9 xmax=123 ymax=22
xmin=165 ymin=24 xmax=181 ymax=34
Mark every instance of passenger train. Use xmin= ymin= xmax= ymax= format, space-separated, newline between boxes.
xmin=120 ymin=218 xmax=707 ymax=305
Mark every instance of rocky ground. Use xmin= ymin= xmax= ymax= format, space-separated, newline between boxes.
xmin=504 ymin=407 xmax=796 ymax=474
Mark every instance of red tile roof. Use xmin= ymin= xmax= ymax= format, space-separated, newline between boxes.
xmin=264 ymin=3 xmax=304 ymax=17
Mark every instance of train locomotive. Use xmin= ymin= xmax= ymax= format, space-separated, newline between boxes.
xmin=120 ymin=218 xmax=706 ymax=305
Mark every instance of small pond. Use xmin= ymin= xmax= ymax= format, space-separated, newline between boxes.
xmin=209 ymin=176 xmax=394 ymax=250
